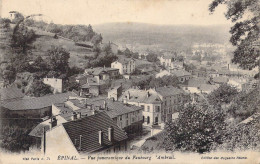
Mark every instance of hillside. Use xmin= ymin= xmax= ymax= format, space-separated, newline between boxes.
xmin=94 ymin=22 xmax=231 ymax=51
xmin=28 ymin=26 xmax=95 ymax=68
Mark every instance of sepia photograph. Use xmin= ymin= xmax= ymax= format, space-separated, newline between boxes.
xmin=0 ymin=0 xmax=260 ymax=163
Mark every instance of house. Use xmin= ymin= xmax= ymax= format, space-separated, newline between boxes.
xmin=80 ymin=77 xmax=103 ymax=97
xmin=43 ymin=77 xmax=63 ymax=93
xmin=159 ymin=55 xmax=174 ymax=68
xmin=84 ymin=67 xmax=120 ymax=80
xmin=43 ymin=112 xmax=129 ymax=155
xmin=75 ymin=74 xmax=92 ymax=85
xmin=170 ymin=70 xmax=193 ymax=83
xmin=84 ymin=97 xmax=143 ymax=134
xmin=111 ymin=58 xmax=135 ymax=75
xmin=155 ymin=70 xmax=171 ymax=78
xmin=0 ymin=92 xmax=76 ymax=118
xmin=29 ymin=115 xmax=68 ymax=150
xmin=150 ymin=86 xmax=189 ymax=122
xmin=107 ymin=84 xmax=122 ymax=101
xmin=119 ymin=88 xmax=163 ymax=127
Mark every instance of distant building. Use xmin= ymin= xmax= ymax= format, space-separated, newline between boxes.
xmin=170 ymin=70 xmax=193 ymax=83
xmin=119 ymin=88 xmax=163 ymax=127
xmin=107 ymin=84 xmax=122 ymax=101
xmin=0 ymin=92 xmax=76 ymax=118
xmin=155 ymin=70 xmax=171 ymax=78
xmin=150 ymin=86 xmax=189 ymax=122
xmin=111 ymin=58 xmax=135 ymax=75
xmin=9 ymin=11 xmax=18 ymax=21
xmin=43 ymin=78 xmax=63 ymax=93
xmin=43 ymin=112 xmax=129 ymax=155
xmin=84 ymin=66 xmax=120 ymax=81
xmin=159 ymin=55 xmax=174 ymax=68
xmin=120 ymin=86 xmax=189 ymax=125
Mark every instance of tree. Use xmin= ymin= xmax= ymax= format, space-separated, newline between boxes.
xmin=207 ymin=83 xmax=239 ymax=105
xmin=26 ymin=80 xmax=53 ymax=97
xmin=46 ymin=46 xmax=70 ymax=75
xmin=91 ymin=33 xmax=103 ymax=45
xmin=11 ymin=23 xmax=36 ymax=54
xmin=209 ymin=0 xmax=260 ymax=70
xmin=163 ymin=103 xmax=226 ymax=153
xmin=146 ymin=53 xmax=158 ymax=62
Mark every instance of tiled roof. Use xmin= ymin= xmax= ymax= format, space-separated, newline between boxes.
xmin=62 ymin=111 xmax=128 ymax=154
xmin=29 ymin=115 xmax=67 ymax=138
xmin=155 ymin=86 xmax=185 ymax=97
xmin=171 ymin=70 xmax=191 ymax=77
xmin=186 ymin=77 xmax=209 ymax=87
xmin=2 ymin=92 xmax=76 ymax=110
xmin=212 ymin=77 xmax=229 ymax=83
xmin=119 ymin=89 xmax=162 ymax=104
xmin=85 ymin=98 xmax=142 ymax=118
xmin=0 ymin=87 xmax=25 ymax=101
xmin=117 ymin=58 xmax=135 ymax=64
xmin=85 ymin=67 xmax=119 ymax=76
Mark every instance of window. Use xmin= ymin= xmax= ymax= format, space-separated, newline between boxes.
xmin=119 ymin=115 xmax=122 ymax=121
xmin=126 ymin=114 xmax=128 ymax=118
xmin=147 ymin=106 xmax=150 ymax=112
xmin=126 ymin=120 xmax=128 ymax=126
xmin=156 ymin=106 xmax=160 ymax=112
xmin=141 ymin=105 xmax=144 ymax=110
xmin=165 ymin=101 xmax=167 ymax=106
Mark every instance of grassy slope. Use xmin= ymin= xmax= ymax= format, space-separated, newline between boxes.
xmin=28 ymin=26 xmax=94 ymax=68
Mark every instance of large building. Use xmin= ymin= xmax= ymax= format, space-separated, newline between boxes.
xmin=120 ymin=86 xmax=189 ymax=126
xmin=43 ymin=112 xmax=129 ymax=155
xmin=0 ymin=92 xmax=76 ymax=118
xmin=119 ymin=88 xmax=163 ymax=127
xmin=111 ymin=58 xmax=135 ymax=75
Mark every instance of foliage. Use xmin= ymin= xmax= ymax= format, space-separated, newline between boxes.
xmin=46 ymin=46 xmax=70 ymax=75
xmin=133 ymin=75 xmax=179 ymax=89
xmin=209 ymin=0 xmax=260 ymax=70
xmin=64 ymin=81 xmax=80 ymax=92
xmin=228 ymin=88 xmax=260 ymax=122
xmin=207 ymin=83 xmax=239 ymax=105
xmin=11 ymin=23 xmax=36 ymax=53
xmin=89 ymin=54 xmax=118 ymax=68
xmin=163 ymin=103 xmax=226 ymax=153
xmin=0 ymin=125 xmax=35 ymax=152
xmin=183 ymin=63 xmax=196 ymax=72
xmin=218 ymin=113 xmax=260 ymax=151
xmin=146 ymin=53 xmax=158 ymax=62
xmin=119 ymin=48 xmax=139 ymax=59
xmin=26 ymin=80 xmax=53 ymax=97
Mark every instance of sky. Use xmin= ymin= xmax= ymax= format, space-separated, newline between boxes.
xmin=0 ymin=0 xmax=232 ymax=26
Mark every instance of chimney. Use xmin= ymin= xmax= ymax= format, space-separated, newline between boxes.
xmin=79 ymin=135 xmax=82 ymax=150
xmin=92 ymin=109 xmax=98 ymax=115
xmin=103 ymin=100 xmax=107 ymax=109
xmin=98 ymin=130 xmax=104 ymax=145
xmin=49 ymin=116 xmax=57 ymax=129
xmin=41 ymin=127 xmax=46 ymax=154
xmin=77 ymin=112 xmax=82 ymax=119
xmin=71 ymin=112 xmax=77 ymax=121
xmin=108 ymin=126 xmax=114 ymax=142
xmin=147 ymin=91 xmax=150 ymax=98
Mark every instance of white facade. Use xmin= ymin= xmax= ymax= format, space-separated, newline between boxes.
xmin=43 ymin=78 xmax=63 ymax=93
xmin=111 ymin=61 xmax=123 ymax=74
